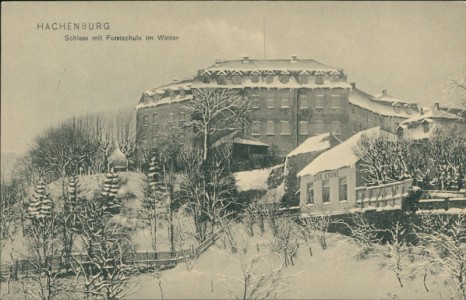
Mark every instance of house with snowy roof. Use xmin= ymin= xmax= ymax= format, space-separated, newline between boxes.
xmin=297 ymin=127 xmax=413 ymax=216
xmin=283 ymin=133 xmax=341 ymax=205
xmin=397 ymin=103 xmax=464 ymax=140
xmin=136 ymin=56 xmax=419 ymax=158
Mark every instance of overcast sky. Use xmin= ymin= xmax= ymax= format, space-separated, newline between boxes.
xmin=2 ymin=1 xmax=466 ymax=155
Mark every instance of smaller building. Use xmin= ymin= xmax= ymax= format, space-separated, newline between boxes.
xmin=108 ymin=148 xmax=129 ymax=172
xmin=297 ymin=127 xmax=402 ymax=215
xmin=397 ymin=103 xmax=464 ymax=140
xmin=283 ymin=133 xmax=341 ymax=203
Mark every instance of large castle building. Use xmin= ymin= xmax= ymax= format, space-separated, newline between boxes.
xmin=136 ymin=56 xmax=418 ymax=156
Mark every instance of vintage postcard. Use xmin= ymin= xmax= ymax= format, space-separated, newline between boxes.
xmin=1 ymin=2 xmax=466 ymax=299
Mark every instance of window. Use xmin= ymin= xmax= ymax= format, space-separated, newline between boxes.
xmin=267 ymin=94 xmax=274 ymax=108
xmin=306 ymin=182 xmax=314 ymax=205
xmin=266 ymin=75 xmax=274 ymax=84
xmin=315 ymin=121 xmax=324 ymax=134
xmin=316 ymin=95 xmax=324 ymax=108
xmin=251 ymin=75 xmax=260 ymax=83
xmin=169 ymin=90 xmax=175 ymax=98
xmin=180 ymin=111 xmax=186 ymax=122
xmin=251 ymin=94 xmax=260 ymax=108
xmin=169 ymin=112 xmax=175 ymax=122
xmin=280 ymin=75 xmax=289 ymax=84
xmin=331 ymin=95 xmax=340 ymax=108
xmin=299 ymin=121 xmax=308 ymax=135
xmin=299 ymin=95 xmax=308 ymax=109
xmin=299 ymin=75 xmax=309 ymax=84
xmin=180 ymin=89 xmax=186 ymax=98
xmin=152 ymin=113 xmax=158 ymax=124
xmin=143 ymin=115 xmax=149 ymax=126
xmin=232 ymin=75 xmax=241 ymax=85
xmin=394 ymin=105 xmax=401 ymax=113
xmin=252 ymin=121 xmax=261 ymax=136
xmin=423 ymin=122 xmax=430 ymax=133
xmin=217 ymin=76 xmax=226 ymax=85
xmin=332 ymin=121 xmax=341 ymax=135
xmin=315 ymin=75 xmax=324 ymax=85
xmin=281 ymin=121 xmax=290 ymax=135
xmin=339 ymin=177 xmax=348 ymax=201
xmin=266 ymin=121 xmax=275 ymax=135
xmin=322 ymin=180 xmax=330 ymax=203
xmin=281 ymin=94 xmax=289 ymax=108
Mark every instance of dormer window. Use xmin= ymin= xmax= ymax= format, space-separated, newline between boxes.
xmin=393 ymin=103 xmax=401 ymax=113
xmin=280 ymin=74 xmax=289 ymax=84
xmin=251 ymin=75 xmax=260 ymax=83
xmin=169 ymin=90 xmax=175 ymax=99
xmin=330 ymin=70 xmax=340 ymax=82
xmin=180 ymin=89 xmax=186 ymax=98
xmin=422 ymin=120 xmax=432 ymax=133
xmin=299 ymin=75 xmax=309 ymax=84
xmin=217 ymin=75 xmax=226 ymax=85
xmin=315 ymin=71 xmax=324 ymax=84
xmin=232 ymin=75 xmax=241 ymax=85
xmin=406 ymin=105 xmax=412 ymax=115
xmin=203 ymin=76 xmax=210 ymax=84
xmin=266 ymin=74 xmax=274 ymax=84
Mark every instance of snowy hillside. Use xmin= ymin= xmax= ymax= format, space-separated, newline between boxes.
xmin=126 ymin=225 xmax=449 ymax=300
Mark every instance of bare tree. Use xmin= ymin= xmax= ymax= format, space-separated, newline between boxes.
xmin=270 ymin=215 xmax=299 ymax=267
xmin=348 ymin=213 xmax=384 ymax=257
xmin=445 ymin=74 xmax=466 ymax=109
xmin=182 ymin=88 xmax=252 ymax=162
xmin=378 ymin=222 xmax=412 ymax=288
xmin=413 ymin=213 xmax=466 ymax=299
xmin=219 ymin=253 xmax=298 ymax=300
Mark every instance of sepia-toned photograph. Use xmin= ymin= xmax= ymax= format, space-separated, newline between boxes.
xmin=1 ymin=1 xmax=466 ymax=299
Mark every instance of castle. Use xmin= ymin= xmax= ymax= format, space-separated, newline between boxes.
xmin=136 ymin=56 xmax=418 ymax=156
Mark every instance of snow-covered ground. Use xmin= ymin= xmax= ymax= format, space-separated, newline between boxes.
xmin=126 ymin=225 xmax=449 ymax=300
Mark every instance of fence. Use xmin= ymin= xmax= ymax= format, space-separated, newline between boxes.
xmin=0 ymin=222 xmax=227 ymax=280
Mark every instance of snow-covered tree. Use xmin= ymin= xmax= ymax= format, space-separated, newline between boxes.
xmin=413 ymin=213 xmax=466 ymax=299
xmin=100 ymin=169 xmax=121 ymax=214
xmin=353 ymin=134 xmax=411 ymax=186
xmin=140 ymin=155 xmax=167 ymax=251
xmin=27 ymin=178 xmax=53 ymax=221
xmin=182 ymin=88 xmax=252 ymax=162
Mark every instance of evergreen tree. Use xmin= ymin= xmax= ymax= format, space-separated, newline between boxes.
xmin=101 ymin=168 xmax=121 ymax=214
xmin=27 ymin=178 xmax=53 ymax=221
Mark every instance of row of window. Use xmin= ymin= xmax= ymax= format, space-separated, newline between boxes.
xmin=250 ymin=94 xmax=343 ymax=109
xmin=206 ymin=73 xmax=339 ymax=85
xmin=356 ymin=184 xmax=407 ymax=201
xmin=142 ymin=112 xmax=187 ymax=126
xmin=251 ymin=120 xmax=341 ymax=136
xmin=306 ymin=177 xmax=348 ymax=205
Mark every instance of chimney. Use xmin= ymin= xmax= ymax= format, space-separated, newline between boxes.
xmin=434 ymin=102 xmax=440 ymax=110
xmin=215 ymin=58 xmax=222 ymax=66
xmin=242 ymin=56 xmax=250 ymax=64
xmin=350 ymin=82 xmax=356 ymax=89
xmin=382 ymin=89 xmax=387 ymax=96
xmin=420 ymin=108 xmax=424 ymax=115
xmin=291 ymin=55 xmax=297 ymax=63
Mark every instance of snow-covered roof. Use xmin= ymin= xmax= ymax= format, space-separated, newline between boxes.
xmin=136 ymin=94 xmax=192 ymax=110
xmin=298 ymin=127 xmax=397 ymax=177
xmin=373 ymin=91 xmax=407 ymax=104
xmin=204 ymin=58 xmax=340 ymax=73
xmin=233 ymin=168 xmax=272 ymax=192
xmin=108 ymin=148 xmax=128 ymax=167
xmin=233 ymin=137 xmax=269 ymax=147
xmin=349 ymin=89 xmax=415 ymax=118
xmin=143 ymin=79 xmax=194 ymax=97
xmin=286 ymin=133 xmax=338 ymax=158
xmin=400 ymin=106 xmax=462 ymax=126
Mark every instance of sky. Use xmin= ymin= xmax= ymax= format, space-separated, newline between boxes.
xmin=2 ymin=1 xmax=466 ymax=155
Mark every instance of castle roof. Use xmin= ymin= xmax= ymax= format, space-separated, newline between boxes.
xmin=204 ymin=58 xmax=340 ymax=73
xmin=400 ymin=105 xmax=462 ymax=126
xmin=349 ymin=88 xmax=416 ymax=118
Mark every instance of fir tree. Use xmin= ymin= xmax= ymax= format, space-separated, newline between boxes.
xmin=101 ymin=168 xmax=121 ymax=214
xmin=27 ymin=178 xmax=53 ymax=221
